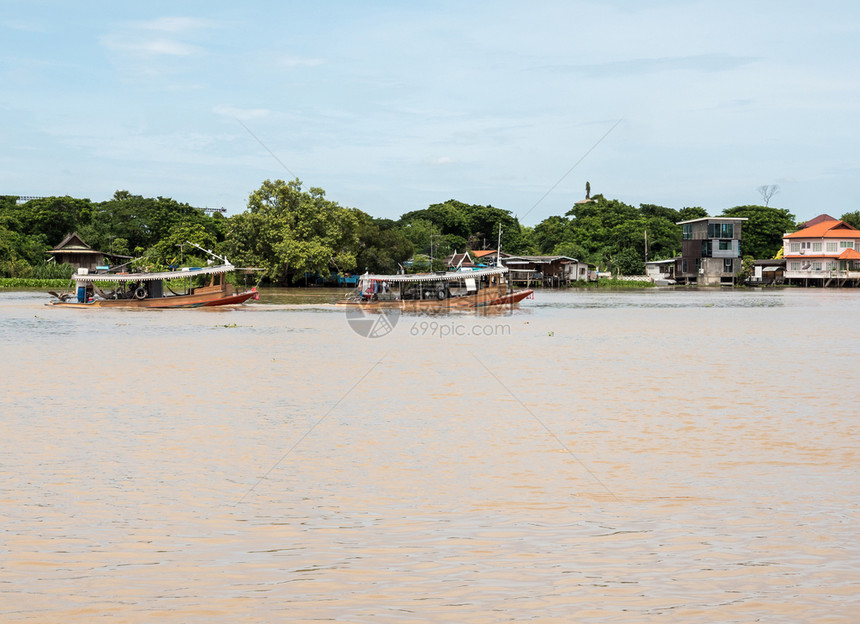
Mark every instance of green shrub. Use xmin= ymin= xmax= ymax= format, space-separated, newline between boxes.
xmin=0 ymin=278 xmax=72 ymax=289
xmin=30 ymin=263 xmax=76 ymax=279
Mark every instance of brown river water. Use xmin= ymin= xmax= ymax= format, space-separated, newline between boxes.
xmin=1 ymin=287 xmax=858 ymax=623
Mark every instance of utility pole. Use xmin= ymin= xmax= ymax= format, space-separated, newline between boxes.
xmin=429 ymin=233 xmax=441 ymax=271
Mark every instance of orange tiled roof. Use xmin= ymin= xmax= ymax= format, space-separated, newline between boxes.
xmin=785 ymin=219 xmax=860 ymax=239
xmin=838 ymin=248 xmax=860 ymax=260
xmin=472 ymin=250 xmax=497 ymax=257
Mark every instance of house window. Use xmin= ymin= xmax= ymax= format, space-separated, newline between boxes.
xmin=827 ymin=242 xmax=837 ymax=252
xmin=790 ymin=262 xmax=801 ymax=270
xmin=801 ymin=242 xmax=811 ymax=249
xmin=707 ymin=223 xmax=734 ymax=238
xmin=790 ymin=242 xmax=800 ymax=252
xmin=840 ymin=241 xmax=855 ymax=249
xmin=813 ymin=242 xmax=822 ymax=252
xmin=723 ymin=258 xmax=733 ymax=272
xmin=701 ymin=240 xmax=712 ymax=257
xmin=682 ymin=224 xmax=692 ymax=240
xmin=682 ymin=259 xmax=688 ymax=272
xmin=718 ymin=240 xmax=731 ymax=251
xmin=812 ymin=262 xmax=822 ymax=270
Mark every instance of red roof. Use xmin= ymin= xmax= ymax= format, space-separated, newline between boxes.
xmin=838 ymin=248 xmax=860 ymax=260
xmin=799 ymin=214 xmax=838 ymax=228
xmin=785 ymin=219 xmax=860 ymax=239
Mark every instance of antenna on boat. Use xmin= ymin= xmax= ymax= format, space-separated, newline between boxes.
xmin=497 ymin=222 xmax=509 ymax=292
xmin=183 ymin=240 xmax=231 ymax=265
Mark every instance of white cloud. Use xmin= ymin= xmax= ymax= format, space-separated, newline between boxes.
xmin=101 ymin=35 xmax=198 ymax=57
xmin=99 ymin=16 xmax=217 ymax=58
xmin=135 ymin=17 xmax=216 ymax=33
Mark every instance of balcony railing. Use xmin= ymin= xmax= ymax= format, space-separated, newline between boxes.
xmin=784 ymin=270 xmax=859 ymax=279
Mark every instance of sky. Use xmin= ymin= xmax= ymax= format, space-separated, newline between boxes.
xmin=2 ymin=0 xmax=858 ymax=226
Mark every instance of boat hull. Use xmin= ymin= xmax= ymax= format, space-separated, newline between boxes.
xmin=474 ymin=289 xmax=534 ymax=307
xmin=50 ymin=290 xmax=257 ymax=309
xmin=338 ymin=288 xmax=533 ymax=312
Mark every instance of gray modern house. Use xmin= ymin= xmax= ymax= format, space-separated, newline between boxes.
xmin=675 ymin=217 xmax=747 ymax=285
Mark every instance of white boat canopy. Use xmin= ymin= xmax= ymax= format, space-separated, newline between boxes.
xmin=361 ymin=266 xmax=508 ymax=283
xmin=72 ymin=264 xmax=234 ymax=283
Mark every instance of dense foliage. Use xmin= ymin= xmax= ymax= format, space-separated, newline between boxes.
xmin=531 ymin=196 xmax=710 ymax=275
xmin=0 ymin=180 xmax=812 ymax=282
xmin=722 ymin=205 xmax=796 ymax=259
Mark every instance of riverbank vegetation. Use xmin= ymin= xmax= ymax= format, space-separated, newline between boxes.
xmin=0 ymin=180 xmax=816 ymax=285
xmin=0 ymin=278 xmax=72 ymax=289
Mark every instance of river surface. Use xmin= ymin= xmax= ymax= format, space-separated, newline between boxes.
xmin=1 ymin=287 xmax=858 ymax=623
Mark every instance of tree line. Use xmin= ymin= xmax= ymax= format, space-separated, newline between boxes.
xmin=3 ymin=179 xmax=856 ymax=284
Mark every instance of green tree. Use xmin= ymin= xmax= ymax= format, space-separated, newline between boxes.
xmin=400 ymin=218 xmax=436 ymax=255
xmin=354 ymin=213 xmax=414 ymax=274
xmin=737 ymin=255 xmax=756 ymax=284
xmin=399 ymin=199 xmax=527 ymax=255
xmin=532 ymin=215 xmax=571 ymax=254
xmin=611 ymin=247 xmax=645 ymax=276
xmin=551 ymin=240 xmax=590 ymax=260
xmin=89 ymin=192 xmax=218 ymax=255
xmin=840 ymin=211 xmax=860 ymax=230
xmin=148 ymin=220 xmax=218 ymax=268
xmin=224 ymin=179 xmax=359 ymax=284
xmin=640 ymin=204 xmax=681 ymax=223
xmin=0 ymin=226 xmax=52 ymax=276
xmin=678 ymin=206 xmax=708 ymax=221
xmin=562 ymin=196 xmax=642 ymax=268
xmin=721 ymin=205 xmax=796 ymax=259
xmin=14 ymin=196 xmax=94 ymax=244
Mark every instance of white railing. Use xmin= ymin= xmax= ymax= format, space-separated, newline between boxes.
xmin=784 ymin=270 xmax=843 ymax=279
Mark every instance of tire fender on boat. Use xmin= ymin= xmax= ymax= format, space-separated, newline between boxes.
xmin=134 ymin=285 xmax=147 ymax=299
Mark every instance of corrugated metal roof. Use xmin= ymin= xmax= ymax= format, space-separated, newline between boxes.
xmin=73 ymin=264 xmax=234 ymax=283
xmin=362 ymin=267 xmax=508 ymax=283
xmin=503 ymin=255 xmax=578 ymax=262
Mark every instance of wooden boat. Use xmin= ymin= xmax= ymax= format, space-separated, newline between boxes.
xmin=338 ymin=266 xmax=533 ymax=311
xmin=48 ymin=264 xmax=259 ymax=309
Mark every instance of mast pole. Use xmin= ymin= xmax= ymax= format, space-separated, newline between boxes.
xmin=497 ymin=223 xmax=508 ymax=292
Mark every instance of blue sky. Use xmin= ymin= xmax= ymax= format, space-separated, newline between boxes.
xmin=2 ymin=0 xmax=858 ymax=225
